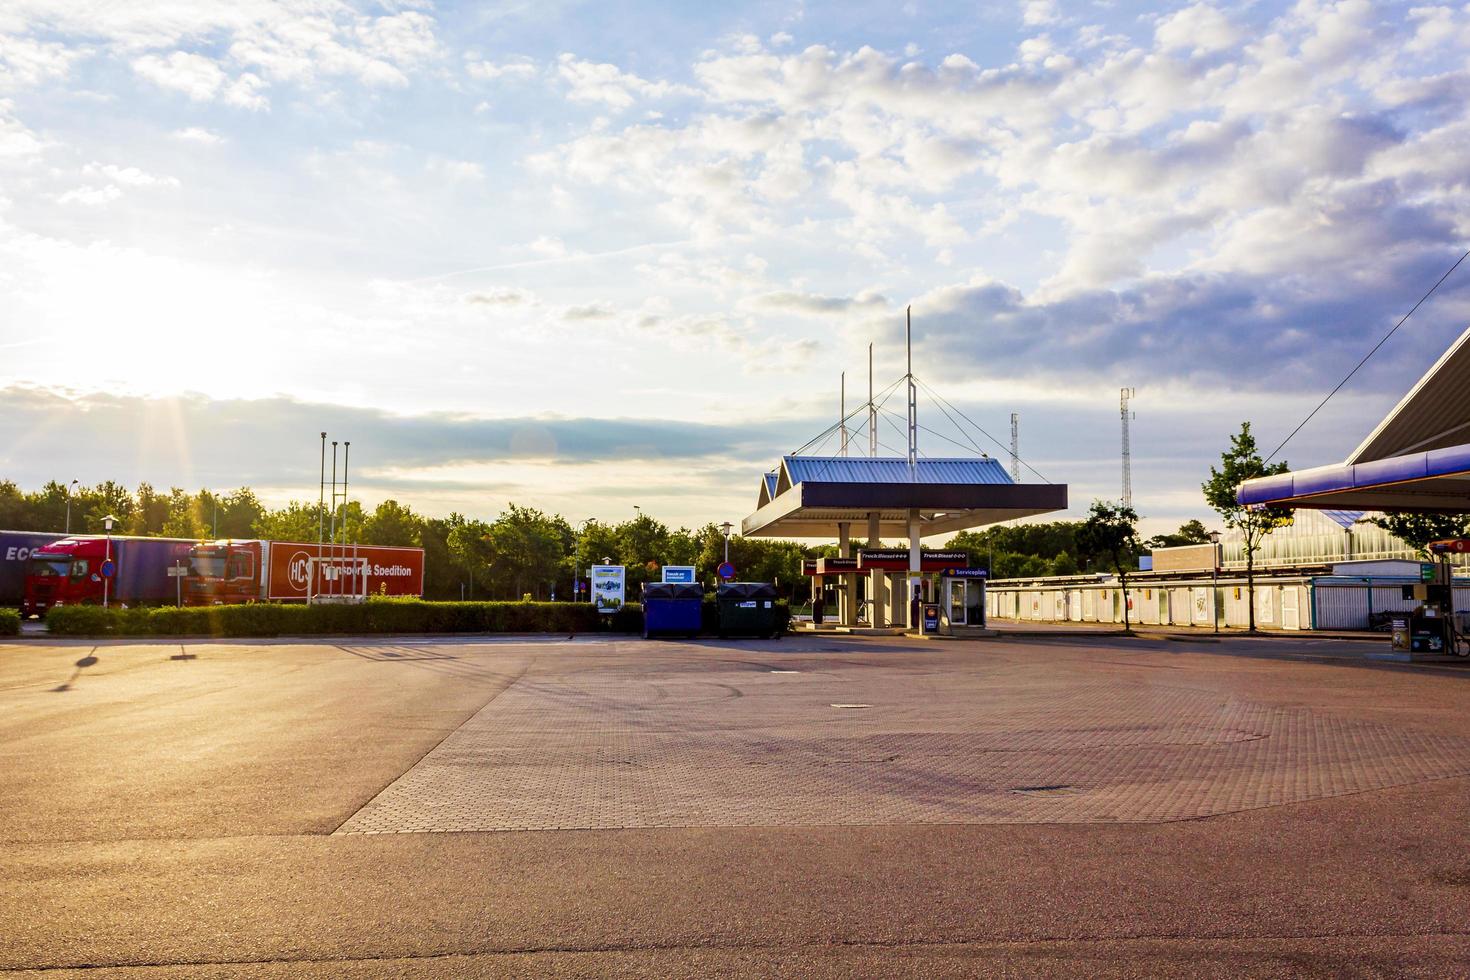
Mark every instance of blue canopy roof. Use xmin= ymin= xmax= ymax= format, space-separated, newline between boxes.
xmin=1238 ymin=442 xmax=1470 ymax=512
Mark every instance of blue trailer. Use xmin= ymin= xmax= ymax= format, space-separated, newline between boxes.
xmin=111 ymin=538 xmax=198 ymax=605
xmin=1 ymin=530 xmax=67 ymax=608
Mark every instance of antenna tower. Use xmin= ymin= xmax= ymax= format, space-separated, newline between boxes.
xmin=1009 ymin=413 xmax=1019 ymax=482
xmin=1120 ymin=387 xmax=1136 ymax=509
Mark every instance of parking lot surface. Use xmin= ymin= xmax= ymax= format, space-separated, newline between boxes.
xmin=2 ymin=632 xmax=1468 ymax=976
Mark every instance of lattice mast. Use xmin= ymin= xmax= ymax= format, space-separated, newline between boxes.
xmin=1120 ymin=387 xmax=1136 ymax=509
xmin=1009 ymin=413 xmax=1019 ymax=482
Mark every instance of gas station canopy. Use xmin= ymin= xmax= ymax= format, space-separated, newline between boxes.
xmin=1238 ymin=324 xmax=1470 ymax=513
xmin=742 ymin=455 xmax=1068 ymax=539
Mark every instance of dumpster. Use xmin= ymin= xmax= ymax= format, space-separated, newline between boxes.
xmin=717 ymin=581 xmax=782 ymax=639
xmin=642 ymin=582 xmax=704 ymax=638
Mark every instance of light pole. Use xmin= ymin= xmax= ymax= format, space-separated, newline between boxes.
xmin=719 ymin=521 xmax=733 ymax=564
xmin=64 ymin=479 xmax=78 ymax=533
xmin=102 ymin=514 xmax=117 ymax=609
xmin=1209 ymin=530 xmax=1222 ymax=634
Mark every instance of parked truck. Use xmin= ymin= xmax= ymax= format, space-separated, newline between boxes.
xmin=22 ymin=535 xmax=198 ymax=616
xmin=1 ymin=530 xmax=68 ymax=609
xmin=182 ymin=539 xmax=425 ymax=604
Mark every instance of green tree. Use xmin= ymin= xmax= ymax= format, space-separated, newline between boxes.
xmin=1144 ymin=519 xmax=1213 ymax=551
xmin=216 ymin=488 xmax=265 ymax=538
xmin=361 ymin=499 xmax=423 ymax=547
xmin=484 ymin=504 xmax=572 ymax=599
xmin=252 ymin=501 xmax=320 ymax=541
xmin=1202 ymin=422 xmax=1292 ymax=632
xmin=127 ymin=483 xmax=170 ymax=536
xmin=447 ymin=516 xmax=493 ymax=600
xmin=1365 ymin=512 xmax=1470 ymax=558
xmin=1076 ymin=500 xmax=1141 ymax=632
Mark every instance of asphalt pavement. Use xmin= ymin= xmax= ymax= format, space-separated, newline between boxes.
xmin=2 ymin=632 xmax=1468 ymax=977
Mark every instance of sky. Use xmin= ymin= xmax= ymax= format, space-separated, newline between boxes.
xmin=1 ymin=0 xmax=1468 ymax=537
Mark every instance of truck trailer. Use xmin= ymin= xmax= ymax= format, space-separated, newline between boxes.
xmin=1 ymin=530 xmax=67 ymax=609
xmin=22 ymin=535 xmax=198 ymax=616
xmin=183 ymin=539 xmax=425 ymax=604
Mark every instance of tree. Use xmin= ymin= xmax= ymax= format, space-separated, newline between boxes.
xmin=1144 ymin=519 xmax=1213 ymax=551
xmin=361 ymin=499 xmax=423 ymax=547
xmin=252 ymin=501 xmax=320 ymax=541
xmin=1365 ymin=512 xmax=1470 ymax=558
xmin=1202 ymin=422 xmax=1292 ymax=632
xmin=1076 ymin=500 xmax=1142 ymax=632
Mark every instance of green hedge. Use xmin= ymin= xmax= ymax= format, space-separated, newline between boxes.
xmin=0 ymin=608 xmax=18 ymax=636
xmin=44 ymin=596 xmax=791 ymax=639
xmin=46 ymin=599 xmax=633 ymax=638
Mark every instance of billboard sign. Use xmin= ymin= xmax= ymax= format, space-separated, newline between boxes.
xmin=661 ymin=565 xmax=697 ymax=584
xmin=591 ymin=564 xmax=626 ymax=613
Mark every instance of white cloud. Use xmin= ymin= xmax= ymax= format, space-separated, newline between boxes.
xmin=131 ymin=50 xmax=228 ymax=101
xmin=1021 ymin=0 xmax=1059 ymax=26
xmin=1154 ymin=4 xmax=1242 ymax=54
xmin=556 ymin=53 xmax=684 ymax=109
xmin=81 ymin=162 xmax=180 ymax=187
xmin=172 ymin=127 xmax=222 ymax=144
xmin=0 ymin=32 xmax=81 ymax=90
xmin=56 ymin=184 xmax=122 ymax=205
xmin=465 ymin=57 xmax=537 ymax=81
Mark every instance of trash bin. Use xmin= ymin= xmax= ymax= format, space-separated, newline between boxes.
xmin=642 ymin=582 xmax=704 ymax=638
xmin=717 ymin=582 xmax=781 ymax=639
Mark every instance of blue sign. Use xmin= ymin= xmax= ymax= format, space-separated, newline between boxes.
xmin=99 ymin=559 xmax=116 ymax=579
xmin=662 ymin=565 xmax=697 ymax=584
xmin=943 ymin=567 xmax=987 ymax=578
xmin=716 ymin=561 xmax=736 ymax=580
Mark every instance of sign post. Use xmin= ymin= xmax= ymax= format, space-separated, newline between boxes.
xmin=168 ymin=561 xmax=187 ymax=607
xmin=717 ymin=561 xmax=736 ymax=581
xmin=662 ymin=565 xmax=697 ymax=584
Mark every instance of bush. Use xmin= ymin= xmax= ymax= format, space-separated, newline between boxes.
xmin=45 ymin=600 xmax=637 ymax=638
xmin=0 ymin=608 xmax=19 ymax=636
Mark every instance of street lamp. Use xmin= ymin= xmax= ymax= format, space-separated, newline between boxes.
xmin=102 ymin=514 xmax=117 ymax=609
xmin=1208 ymin=530 xmax=1222 ymax=634
xmin=719 ymin=521 xmax=733 ymax=564
xmin=64 ymin=479 xmax=78 ymax=534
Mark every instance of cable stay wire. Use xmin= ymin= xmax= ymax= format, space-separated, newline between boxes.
xmin=877 ymin=405 xmax=988 ymax=459
xmin=1265 ymin=246 xmax=1470 ymax=463
xmin=913 ymin=376 xmax=1052 ymax=483
xmin=879 ymin=410 xmax=926 ymax=458
xmin=788 ymin=375 xmax=905 ymax=456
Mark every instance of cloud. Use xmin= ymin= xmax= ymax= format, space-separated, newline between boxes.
xmin=82 ymin=162 xmax=180 ymax=187
xmin=465 ymin=57 xmax=537 ymax=81
xmin=752 ymin=290 xmax=889 ymax=316
xmin=172 ymin=127 xmax=222 ymax=144
xmin=562 ymin=302 xmax=615 ymax=320
xmin=464 ymin=288 xmax=532 ymax=306
xmin=55 ymin=184 xmax=122 ymax=206
xmin=555 ymin=53 xmax=686 ymax=109
xmin=131 ymin=51 xmax=267 ymax=109
xmin=0 ymin=387 xmax=812 ymax=524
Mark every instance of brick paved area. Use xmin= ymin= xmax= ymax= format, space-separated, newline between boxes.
xmin=337 ymin=646 xmax=1470 ymax=833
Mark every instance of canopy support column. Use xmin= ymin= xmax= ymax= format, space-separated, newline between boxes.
xmin=838 ymin=522 xmax=855 ymax=627
xmin=867 ymin=511 xmax=885 ymax=627
xmin=907 ymin=508 xmax=922 ymax=631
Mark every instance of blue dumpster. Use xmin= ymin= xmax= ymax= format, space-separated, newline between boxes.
xmin=642 ymin=582 xmax=704 ymax=638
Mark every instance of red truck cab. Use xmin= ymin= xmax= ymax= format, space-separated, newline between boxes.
xmin=22 ymin=537 xmax=110 ymax=615
xmin=184 ymin=540 xmax=264 ymax=605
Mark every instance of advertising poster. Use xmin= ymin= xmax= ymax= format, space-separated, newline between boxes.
xmin=591 ymin=564 xmax=625 ymax=613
